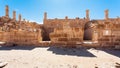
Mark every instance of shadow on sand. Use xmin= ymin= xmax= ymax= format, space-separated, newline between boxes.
xmin=47 ymin=46 xmax=96 ymax=57
xmin=102 ymin=49 xmax=120 ymax=58
xmin=0 ymin=46 xmax=36 ymax=50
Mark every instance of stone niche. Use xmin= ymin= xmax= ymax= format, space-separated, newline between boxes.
xmin=50 ymin=27 xmax=83 ymax=47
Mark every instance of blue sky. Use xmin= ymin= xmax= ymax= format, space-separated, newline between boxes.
xmin=0 ymin=0 xmax=120 ymax=24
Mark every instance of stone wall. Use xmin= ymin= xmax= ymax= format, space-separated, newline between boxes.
xmin=50 ymin=27 xmax=83 ymax=47
xmin=83 ymin=20 xmax=120 ymax=48
xmin=98 ymin=29 xmax=120 ymax=47
xmin=97 ymin=22 xmax=120 ymax=48
xmin=0 ymin=30 xmax=42 ymax=46
xmin=43 ymin=18 xmax=87 ymax=40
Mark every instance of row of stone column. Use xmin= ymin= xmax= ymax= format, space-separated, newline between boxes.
xmin=43 ymin=9 xmax=109 ymax=21
xmin=86 ymin=9 xmax=109 ymax=20
xmin=5 ymin=5 xmax=109 ymax=22
xmin=5 ymin=5 xmax=21 ymax=21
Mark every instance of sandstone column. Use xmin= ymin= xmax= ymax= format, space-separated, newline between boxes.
xmin=27 ymin=20 xmax=29 ymax=23
xmin=44 ymin=12 xmax=47 ymax=20
xmin=64 ymin=16 xmax=70 ymax=28
xmin=5 ymin=5 xmax=9 ymax=17
xmin=19 ymin=14 xmax=21 ymax=21
xmin=43 ymin=12 xmax=47 ymax=25
xmin=65 ymin=16 xmax=68 ymax=20
xmin=86 ymin=9 xmax=90 ymax=20
xmin=105 ymin=9 xmax=109 ymax=20
xmin=23 ymin=19 xmax=26 ymax=22
xmin=13 ymin=11 xmax=16 ymax=20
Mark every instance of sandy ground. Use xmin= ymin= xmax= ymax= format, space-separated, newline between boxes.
xmin=0 ymin=46 xmax=120 ymax=68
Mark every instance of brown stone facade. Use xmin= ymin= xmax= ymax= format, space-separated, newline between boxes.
xmin=84 ymin=19 xmax=120 ymax=48
xmin=98 ymin=21 xmax=120 ymax=48
xmin=0 ymin=31 xmax=42 ymax=46
xmin=50 ymin=27 xmax=83 ymax=47
xmin=43 ymin=12 xmax=87 ymax=40
xmin=0 ymin=5 xmax=43 ymax=46
xmin=0 ymin=5 xmax=120 ymax=48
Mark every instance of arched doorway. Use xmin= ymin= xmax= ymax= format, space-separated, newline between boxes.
xmin=84 ymin=20 xmax=98 ymax=41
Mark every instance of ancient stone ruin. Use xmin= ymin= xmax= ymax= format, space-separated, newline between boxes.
xmin=0 ymin=5 xmax=42 ymax=46
xmin=50 ymin=22 xmax=83 ymax=47
xmin=0 ymin=5 xmax=120 ymax=48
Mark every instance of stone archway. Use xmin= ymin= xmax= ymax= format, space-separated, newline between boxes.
xmin=84 ymin=20 xmax=98 ymax=40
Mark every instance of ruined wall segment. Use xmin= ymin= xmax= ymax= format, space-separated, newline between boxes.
xmin=0 ymin=30 xmax=42 ymax=45
xmin=98 ymin=21 xmax=120 ymax=48
xmin=0 ymin=5 xmax=43 ymax=46
xmin=50 ymin=22 xmax=83 ymax=47
xmin=43 ymin=13 xmax=88 ymax=40
xmin=0 ymin=5 xmax=120 ymax=48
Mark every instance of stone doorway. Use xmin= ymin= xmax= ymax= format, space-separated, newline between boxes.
xmin=84 ymin=27 xmax=93 ymax=40
xmin=84 ymin=20 xmax=98 ymax=41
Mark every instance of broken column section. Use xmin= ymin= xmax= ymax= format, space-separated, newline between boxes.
xmin=86 ymin=9 xmax=90 ymax=21
xmin=105 ymin=9 xmax=109 ymax=20
xmin=13 ymin=11 xmax=16 ymax=20
xmin=19 ymin=14 xmax=21 ymax=22
xmin=5 ymin=5 xmax=9 ymax=17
